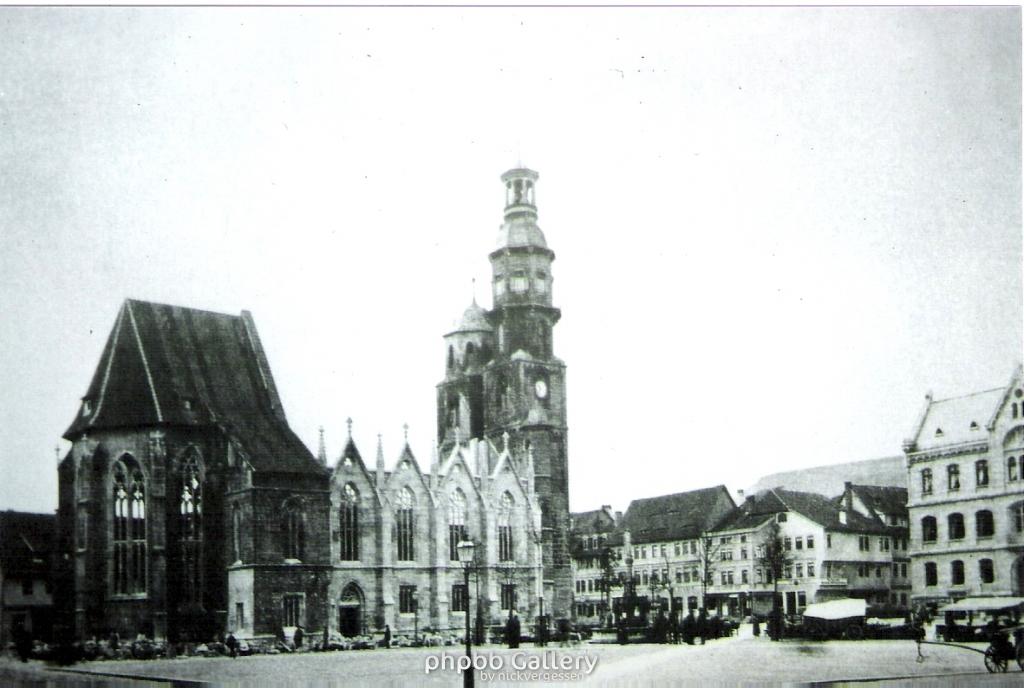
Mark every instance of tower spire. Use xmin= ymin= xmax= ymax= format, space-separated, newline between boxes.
xmin=346 ymin=416 xmax=353 ymax=439
xmin=317 ymin=426 xmax=327 ymax=464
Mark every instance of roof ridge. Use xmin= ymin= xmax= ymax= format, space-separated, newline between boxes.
xmin=124 ymin=298 xmax=242 ymax=319
xmin=930 ymin=386 xmax=1005 ymax=404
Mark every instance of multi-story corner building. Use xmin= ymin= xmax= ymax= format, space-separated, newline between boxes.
xmin=593 ymin=487 xmax=737 ymax=619
xmin=56 ymin=167 xmax=571 ymax=643
xmin=577 ymin=483 xmax=911 ymax=622
xmin=569 ymin=506 xmax=617 ymax=624
xmin=903 ymin=366 xmax=1024 ymax=605
xmin=710 ymin=486 xmax=910 ymax=616
xmin=0 ymin=511 xmax=56 ymax=646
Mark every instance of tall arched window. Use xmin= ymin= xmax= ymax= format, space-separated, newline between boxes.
xmin=1012 ymin=502 xmax=1024 ymax=533
xmin=976 ymin=509 xmax=994 ymax=538
xmin=112 ymin=458 xmax=146 ymax=595
xmin=951 ymin=560 xmax=965 ymax=585
xmin=179 ymin=453 xmax=202 ymax=603
xmin=1009 ymin=456 xmax=1019 ymax=482
xmin=396 ymin=487 xmax=415 ymax=561
xmin=947 ymin=464 xmax=960 ymax=491
xmin=920 ymin=468 xmax=933 ymax=495
xmin=921 ymin=516 xmax=937 ymax=543
xmin=339 ymin=484 xmax=359 ymax=561
xmin=283 ymin=500 xmax=305 ymax=561
xmin=924 ymin=562 xmax=937 ymax=586
xmin=498 ymin=492 xmax=514 ymax=562
xmin=980 ymin=558 xmax=995 ymax=583
xmin=975 ymin=459 xmax=989 ymax=487
xmin=232 ymin=503 xmax=242 ymax=563
xmin=948 ymin=513 xmax=965 ymax=540
xmin=448 ymin=489 xmax=467 ymax=561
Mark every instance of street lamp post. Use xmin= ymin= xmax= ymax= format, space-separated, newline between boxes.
xmin=456 ymin=540 xmax=476 ymax=688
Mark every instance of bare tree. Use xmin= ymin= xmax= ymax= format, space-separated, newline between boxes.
xmin=755 ymin=518 xmax=792 ymax=641
xmin=695 ymin=532 xmax=721 ymax=611
xmin=596 ymin=545 xmax=620 ymax=627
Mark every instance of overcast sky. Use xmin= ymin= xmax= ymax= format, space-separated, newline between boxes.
xmin=0 ymin=7 xmax=1020 ymax=515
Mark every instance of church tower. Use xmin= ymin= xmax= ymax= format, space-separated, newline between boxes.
xmin=436 ymin=167 xmax=572 ymax=619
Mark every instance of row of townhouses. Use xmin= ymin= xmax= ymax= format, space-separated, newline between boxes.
xmin=571 ymin=365 xmax=1023 ymax=624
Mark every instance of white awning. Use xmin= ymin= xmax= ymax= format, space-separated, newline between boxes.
xmin=802 ymin=598 xmax=867 ymax=620
xmin=938 ymin=597 xmax=1024 ymax=613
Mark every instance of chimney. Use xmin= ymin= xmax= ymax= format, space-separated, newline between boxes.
xmin=844 ymin=482 xmax=854 ymax=512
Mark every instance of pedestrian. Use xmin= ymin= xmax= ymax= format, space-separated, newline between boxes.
xmin=510 ymin=614 xmax=521 ymax=649
xmin=697 ymin=608 xmax=707 ymax=645
xmin=752 ymin=614 xmax=761 ymax=638
xmin=294 ymin=625 xmax=304 ymax=649
xmin=383 ymin=624 xmax=391 ymax=649
xmin=682 ymin=609 xmax=695 ymax=645
xmin=226 ymin=632 xmax=238 ymax=659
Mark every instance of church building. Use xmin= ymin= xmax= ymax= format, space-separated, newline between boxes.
xmin=56 ymin=167 xmax=573 ymax=642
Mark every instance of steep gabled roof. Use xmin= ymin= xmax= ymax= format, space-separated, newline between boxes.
xmin=775 ymin=488 xmax=889 ymax=534
xmin=65 ymin=299 xmax=322 ymax=475
xmin=614 ymin=485 xmax=734 ymax=545
xmin=0 ymin=511 xmax=55 ymax=578
xmin=849 ymin=484 xmax=908 ymax=520
xmin=571 ymin=509 xmax=616 ymax=536
xmin=912 ymin=387 xmax=1005 ymax=451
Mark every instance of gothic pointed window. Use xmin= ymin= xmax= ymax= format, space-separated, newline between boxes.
xmin=179 ymin=453 xmax=203 ymax=604
xmin=283 ymin=500 xmax=305 ymax=561
xmin=498 ymin=492 xmax=514 ymax=562
xmin=448 ymin=488 xmax=467 ymax=561
xmin=112 ymin=457 xmax=146 ymax=595
xmin=339 ymin=483 xmax=359 ymax=561
xmin=232 ymin=503 xmax=242 ymax=563
xmin=396 ymin=487 xmax=415 ymax=561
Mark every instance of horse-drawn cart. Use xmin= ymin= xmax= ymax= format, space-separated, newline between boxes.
xmin=916 ymin=596 xmax=1024 ymax=673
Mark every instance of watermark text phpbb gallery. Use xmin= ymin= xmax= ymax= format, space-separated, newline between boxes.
xmin=425 ymin=650 xmax=599 ymax=681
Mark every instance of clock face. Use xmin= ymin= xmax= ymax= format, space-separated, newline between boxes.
xmin=534 ymin=379 xmax=548 ymax=399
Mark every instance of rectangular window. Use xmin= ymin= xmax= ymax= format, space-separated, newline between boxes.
xmin=451 ymin=584 xmax=468 ymax=612
xmin=880 ymin=537 xmax=890 ymax=552
xmin=976 ymin=460 xmax=989 ymax=487
xmin=806 ymin=535 xmax=814 ymax=549
xmin=784 ymin=537 xmax=792 ymax=551
xmin=921 ymin=469 xmax=933 ymax=496
xmin=283 ymin=594 xmax=303 ymax=627
xmin=683 ymin=569 xmax=691 ymax=583
xmin=924 ymin=562 xmax=937 ymax=586
xmin=797 ymin=591 xmax=806 ymax=609
xmin=756 ymin=569 xmax=764 ymax=584
xmin=795 ymin=564 xmax=803 ymax=578
xmin=826 ymin=533 xmax=832 ymax=548
xmin=400 ymin=585 xmax=417 ymax=614
xmin=795 ymin=537 xmax=803 ymax=550
xmin=501 ymin=584 xmax=516 ymax=611
xmin=674 ymin=542 xmax=681 ymax=556
xmin=807 ymin=563 xmax=815 ymax=577
xmin=721 ymin=550 xmax=733 ymax=561
xmin=509 ymin=275 xmax=528 ymax=293
xmin=235 ymin=602 xmax=245 ymax=628
xmin=740 ymin=547 xmax=747 ymax=559
xmin=741 ymin=569 xmax=749 ymax=584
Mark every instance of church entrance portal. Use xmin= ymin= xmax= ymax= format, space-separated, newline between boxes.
xmin=338 ymin=584 xmax=363 ymax=637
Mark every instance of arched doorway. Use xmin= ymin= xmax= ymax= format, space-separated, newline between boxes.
xmin=338 ymin=583 xmax=363 ymax=638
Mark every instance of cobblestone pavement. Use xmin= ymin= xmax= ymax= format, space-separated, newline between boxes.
xmin=6 ymin=637 xmax=1021 ymax=687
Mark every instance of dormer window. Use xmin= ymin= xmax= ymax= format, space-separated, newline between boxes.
xmin=935 ymin=428 xmax=944 ymax=438
xmin=81 ymin=400 xmax=93 ymax=417
xmin=970 ymin=421 xmax=979 ymax=430
xmin=494 ymin=276 xmax=506 ymax=297
xmin=510 ymin=274 xmax=528 ymax=293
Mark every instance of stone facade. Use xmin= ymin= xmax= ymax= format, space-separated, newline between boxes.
xmin=56 ymin=167 xmax=572 ymax=643
xmin=903 ymin=366 xmax=1024 ymax=604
